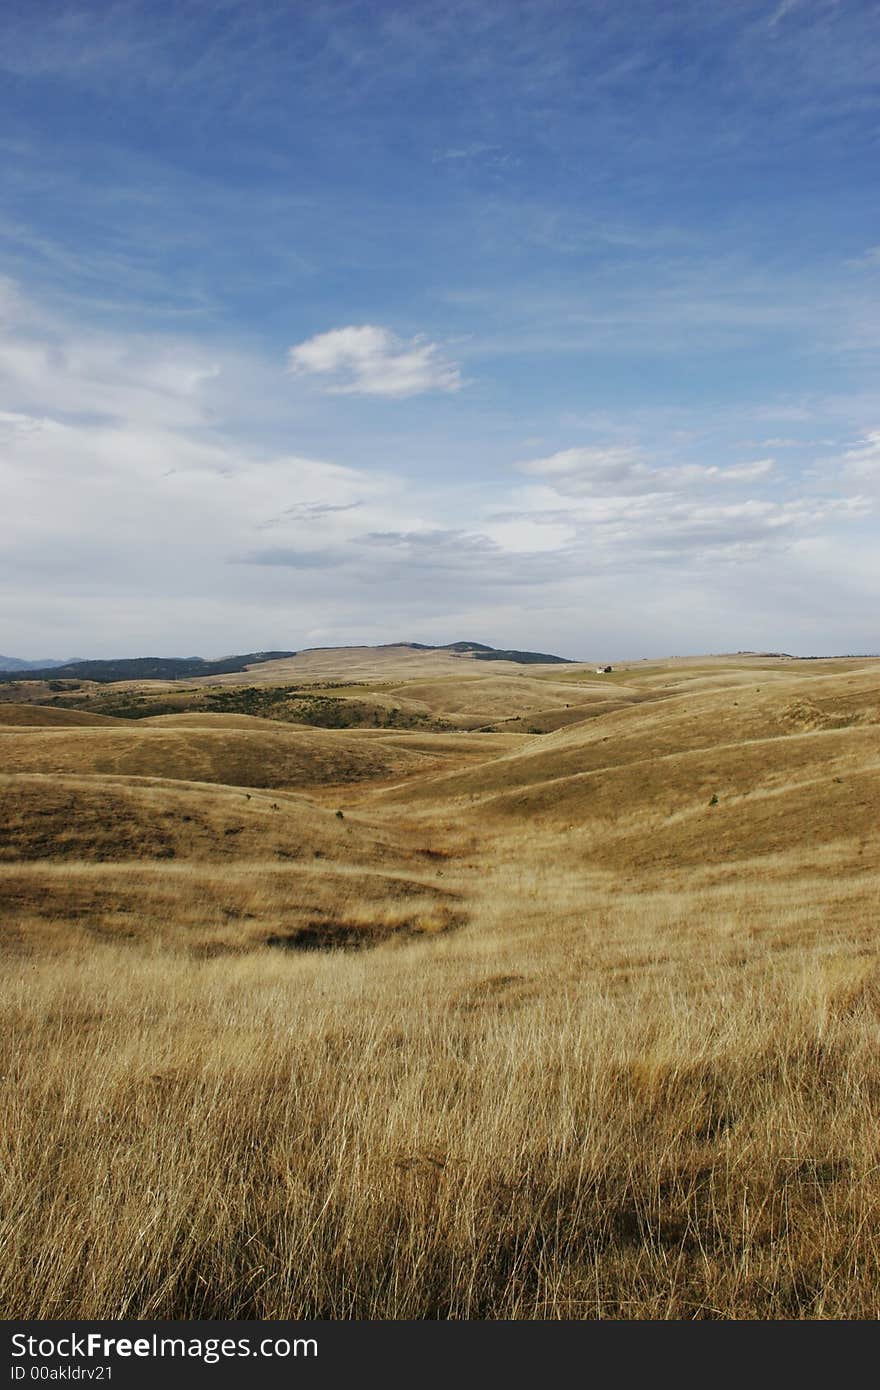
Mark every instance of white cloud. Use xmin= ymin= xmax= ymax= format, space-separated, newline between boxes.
xmin=0 ymin=313 xmax=223 ymax=429
xmin=519 ymin=445 xmax=640 ymax=481
xmin=1 ymin=279 xmax=877 ymax=660
xmin=837 ymin=429 xmax=880 ymax=479
xmin=503 ymin=439 xmax=875 ymax=575
xmin=517 ymin=445 xmax=774 ymax=496
xmin=286 ymin=324 xmax=463 ymax=398
xmin=480 ymin=518 xmax=577 ymax=554
xmin=710 ymin=458 xmax=775 ymax=481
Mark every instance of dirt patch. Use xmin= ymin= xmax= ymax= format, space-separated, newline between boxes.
xmin=265 ymin=909 xmax=462 ymax=952
xmin=266 ymin=920 xmax=408 ymax=951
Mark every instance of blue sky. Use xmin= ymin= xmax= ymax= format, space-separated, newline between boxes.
xmin=1 ymin=0 xmax=879 ymax=659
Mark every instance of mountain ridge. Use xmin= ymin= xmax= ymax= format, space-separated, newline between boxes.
xmin=0 ymin=655 xmax=79 ymax=672
xmin=0 ymin=651 xmax=298 ymax=684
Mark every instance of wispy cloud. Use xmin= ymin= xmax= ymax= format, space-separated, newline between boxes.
xmin=517 ymin=446 xmax=775 ymax=496
xmin=433 ymin=142 xmax=498 ymax=162
xmin=833 ymin=430 xmax=880 ymax=485
xmin=3 ymin=0 xmax=880 ymax=657
xmin=846 ymin=246 xmax=880 ymax=272
xmin=765 ymin=0 xmax=803 ymax=33
xmin=432 ymin=142 xmax=519 ymax=172
xmin=287 ymin=325 xmax=463 ymax=399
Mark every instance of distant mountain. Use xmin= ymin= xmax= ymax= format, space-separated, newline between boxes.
xmin=0 ymin=651 xmax=297 ymax=684
xmin=401 ymin=641 xmax=574 ymax=665
xmin=0 ymin=640 xmax=573 ymax=684
xmin=0 ymin=655 xmax=76 ymax=671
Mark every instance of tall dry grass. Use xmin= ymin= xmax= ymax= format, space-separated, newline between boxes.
xmin=2 ymin=855 xmax=879 ymax=1319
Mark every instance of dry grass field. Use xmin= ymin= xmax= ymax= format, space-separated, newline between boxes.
xmin=1 ymin=648 xmax=879 ymax=1318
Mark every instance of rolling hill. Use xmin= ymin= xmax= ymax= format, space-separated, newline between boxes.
xmin=0 ymin=640 xmax=573 ymax=687
xmin=3 ymin=649 xmax=880 ymax=1320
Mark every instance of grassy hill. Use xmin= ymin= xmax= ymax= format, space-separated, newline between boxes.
xmin=0 ymin=640 xmax=572 ymax=688
xmin=403 ymin=640 xmax=574 ymax=664
xmin=2 ymin=651 xmax=879 ymax=1319
xmin=0 ymin=721 xmax=490 ymax=790
xmin=0 ymin=702 xmax=125 ymax=727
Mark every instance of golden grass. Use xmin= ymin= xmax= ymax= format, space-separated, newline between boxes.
xmin=0 ymin=773 xmax=404 ymax=866
xmin=2 ymin=655 xmax=880 ymax=1318
xmin=3 ymin=869 xmax=880 ymax=1318
xmin=0 ymin=723 xmax=460 ymax=790
xmin=0 ymin=702 xmax=123 ymax=727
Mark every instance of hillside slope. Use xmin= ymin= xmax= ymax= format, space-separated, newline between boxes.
xmin=3 ymin=651 xmax=880 ymax=1319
